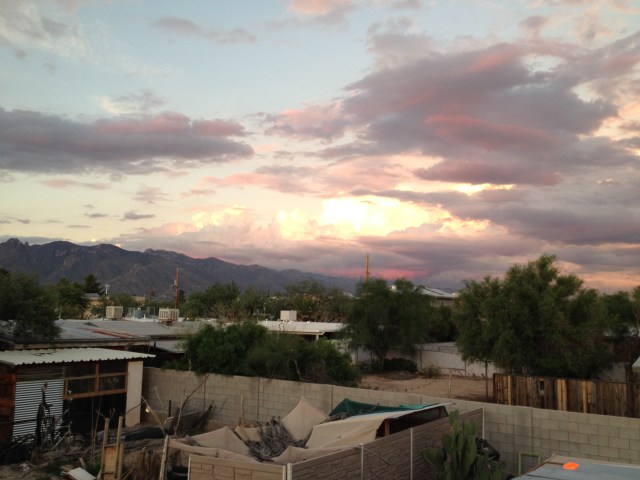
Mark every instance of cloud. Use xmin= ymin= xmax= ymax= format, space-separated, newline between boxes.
xmin=99 ymin=89 xmax=166 ymax=115
xmin=122 ymin=211 xmax=156 ymax=221
xmin=265 ymin=102 xmax=350 ymax=141
xmin=151 ymin=16 xmax=256 ymax=44
xmin=41 ymin=179 xmax=111 ymax=190
xmin=134 ymin=184 xmax=170 ymax=204
xmin=0 ymin=109 xmax=254 ymax=175
xmin=0 ymin=2 xmax=88 ymax=59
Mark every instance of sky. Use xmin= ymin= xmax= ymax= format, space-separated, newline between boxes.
xmin=0 ymin=0 xmax=639 ymax=294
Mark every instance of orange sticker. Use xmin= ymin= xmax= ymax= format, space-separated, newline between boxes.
xmin=563 ymin=462 xmax=580 ymax=470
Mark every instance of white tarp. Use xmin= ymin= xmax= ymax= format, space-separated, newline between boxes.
xmin=172 ymin=426 xmax=251 ymax=456
xmin=168 ymin=439 xmax=257 ymax=463
xmin=306 ymin=404 xmax=449 ymax=449
xmin=271 ymin=445 xmax=347 ymax=464
xmin=306 ymin=412 xmax=390 ymax=448
xmin=281 ymin=397 xmax=328 ymax=441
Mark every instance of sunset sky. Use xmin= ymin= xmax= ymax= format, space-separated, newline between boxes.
xmin=1 ymin=0 xmax=639 ymax=293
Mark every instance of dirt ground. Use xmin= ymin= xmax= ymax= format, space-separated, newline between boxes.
xmin=361 ymin=371 xmax=493 ymax=403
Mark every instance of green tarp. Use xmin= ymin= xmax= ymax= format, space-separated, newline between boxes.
xmin=329 ymin=398 xmax=434 ymax=417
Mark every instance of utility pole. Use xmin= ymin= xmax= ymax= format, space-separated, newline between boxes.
xmin=365 ymin=254 xmax=369 ymax=283
xmin=174 ymin=267 xmax=180 ymax=309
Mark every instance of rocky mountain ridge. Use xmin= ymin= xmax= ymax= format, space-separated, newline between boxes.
xmin=0 ymin=238 xmax=358 ymax=296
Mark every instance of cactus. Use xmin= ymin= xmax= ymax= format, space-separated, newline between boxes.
xmin=423 ymin=411 xmax=505 ymax=480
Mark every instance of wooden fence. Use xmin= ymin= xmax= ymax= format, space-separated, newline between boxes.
xmin=494 ymin=373 xmax=640 ymax=418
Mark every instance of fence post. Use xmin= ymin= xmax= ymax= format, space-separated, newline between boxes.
xmin=410 ymin=427 xmax=413 ymax=480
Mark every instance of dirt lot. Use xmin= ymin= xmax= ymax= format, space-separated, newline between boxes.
xmin=361 ymin=371 xmax=493 ymax=402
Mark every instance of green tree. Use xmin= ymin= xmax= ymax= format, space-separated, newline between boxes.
xmin=108 ymin=292 xmax=140 ymax=314
xmin=345 ymin=278 xmax=436 ymax=370
xmin=49 ymin=278 xmax=88 ymax=319
xmin=82 ymin=274 xmax=105 ymax=295
xmin=174 ymin=321 xmax=360 ymax=386
xmin=454 ymin=277 xmax=503 ymax=399
xmin=0 ymin=269 xmax=60 ymax=338
xmin=181 ymin=282 xmax=241 ymax=320
xmin=455 ymin=255 xmax=612 ymax=378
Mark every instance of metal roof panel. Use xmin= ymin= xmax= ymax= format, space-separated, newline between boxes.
xmin=0 ymin=347 xmax=154 ymax=366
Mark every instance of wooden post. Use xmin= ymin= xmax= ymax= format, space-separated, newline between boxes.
xmin=115 ymin=416 xmax=124 ymax=480
xmin=99 ymin=420 xmax=110 ymax=477
xmin=159 ymin=434 xmax=170 ymax=480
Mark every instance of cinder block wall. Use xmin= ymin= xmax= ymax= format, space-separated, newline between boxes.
xmin=143 ymin=368 xmax=640 ymax=475
xmin=291 ymin=411 xmax=482 ymax=480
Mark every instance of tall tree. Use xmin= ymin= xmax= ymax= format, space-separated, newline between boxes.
xmin=454 ymin=276 xmax=503 ymax=399
xmin=82 ymin=274 xmax=105 ymax=295
xmin=345 ymin=277 xmax=436 ymax=370
xmin=0 ymin=269 xmax=60 ymax=338
xmin=49 ymin=278 xmax=89 ymax=319
xmin=455 ymin=255 xmax=612 ymax=378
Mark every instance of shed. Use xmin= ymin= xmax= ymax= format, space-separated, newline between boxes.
xmin=0 ymin=347 xmax=153 ymax=445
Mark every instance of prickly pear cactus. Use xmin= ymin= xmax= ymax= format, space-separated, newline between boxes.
xmin=423 ymin=411 xmax=505 ymax=480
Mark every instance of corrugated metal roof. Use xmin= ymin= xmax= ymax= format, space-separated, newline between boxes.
xmin=57 ymin=319 xmax=205 ymax=341
xmin=152 ymin=340 xmax=185 ymax=353
xmin=0 ymin=347 xmax=154 ymax=366
xmin=259 ymin=320 xmax=343 ymax=335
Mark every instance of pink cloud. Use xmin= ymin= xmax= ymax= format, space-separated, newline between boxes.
xmin=192 ymin=119 xmax=246 ymax=137
xmin=94 ymin=112 xmax=191 ymax=135
xmin=425 ymin=113 xmax=555 ymax=151
xmin=288 ymin=0 xmax=352 ymax=15
xmin=266 ymin=103 xmax=348 ymax=141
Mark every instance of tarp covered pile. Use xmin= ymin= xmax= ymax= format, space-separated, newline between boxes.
xmin=168 ymin=397 xmax=447 ymax=464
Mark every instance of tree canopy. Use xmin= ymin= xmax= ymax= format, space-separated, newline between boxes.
xmin=455 ymin=255 xmax=612 ymax=378
xmin=0 ymin=269 xmax=60 ymax=338
xmin=174 ymin=321 xmax=359 ymax=386
xmin=344 ymin=278 xmax=438 ymax=370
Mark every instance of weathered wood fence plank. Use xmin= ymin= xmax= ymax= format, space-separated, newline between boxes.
xmin=493 ymin=373 xmax=640 ymax=418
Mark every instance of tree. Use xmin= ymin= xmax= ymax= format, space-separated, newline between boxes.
xmin=455 ymin=255 xmax=612 ymax=379
xmin=602 ymin=287 xmax=640 ymax=372
xmin=454 ymin=277 xmax=503 ymax=399
xmin=82 ymin=274 xmax=105 ymax=295
xmin=49 ymin=278 xmax=89 ymax=319
xmin=345 ymin=278 xmax=436 ymax=370
xmin=181 ymin=282 xmax=241 ymax=320
xmin=0 ymin=269 xmax=60 ymax=338
xmin=175 ymin=321 xmax=360 ymax=386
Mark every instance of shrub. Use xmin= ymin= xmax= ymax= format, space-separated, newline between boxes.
xmin=382 ymin=357 xmax=418 ymax=373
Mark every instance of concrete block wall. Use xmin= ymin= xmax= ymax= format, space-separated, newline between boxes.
xmin=290 ymin=411 xmax=482 ymax=480
xmin=413 ymin=395 xmax=640 ymax=475
xmin=143 ymin=368 xmax=640 ymax=476
xmin=189 ymin=455 xmax=284 ymax=480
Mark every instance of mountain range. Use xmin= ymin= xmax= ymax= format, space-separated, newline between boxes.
xmin=0 ymin=238 xmax=359 ymax=297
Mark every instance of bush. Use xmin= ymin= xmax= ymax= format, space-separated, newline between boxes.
xmin=423 ymin=364 xmax=441 ymax=378
xmin=382 ymin=357 xmax=418 ymax=373
xmin=174 ymin=321 xmax=360 ymax=386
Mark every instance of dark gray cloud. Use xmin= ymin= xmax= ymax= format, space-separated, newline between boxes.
xmin=0 ymin=109 xmax=254 ymax=175
xmin=122 ymin=211 xmax=156 ymax=221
